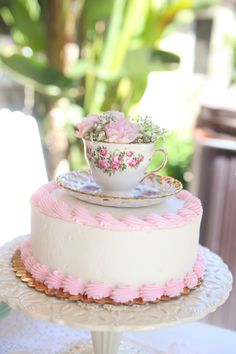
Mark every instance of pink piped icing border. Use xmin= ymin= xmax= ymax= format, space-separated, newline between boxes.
xmin=30 ymin=181 xmax=202 ymax=231
xmin=20 ymin=238 xmax=205 ymax=303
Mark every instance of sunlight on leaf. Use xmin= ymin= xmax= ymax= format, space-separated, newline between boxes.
xmin=0 ymin=52 xmax=79 ymax=98
xmin=0 ymin=6 xmax=14 ymax=26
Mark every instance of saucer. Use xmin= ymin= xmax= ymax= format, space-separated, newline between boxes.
xmin=57 ymin=170 xmax=182 ymax=208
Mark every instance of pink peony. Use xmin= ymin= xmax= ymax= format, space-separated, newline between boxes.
xmin=75 ymin=114 xmax=99 ymax=138
xmin=99 ymin=148 xmax=108 ymax=157
xmin=105 ymin=119 xmax=139 ymax=143
xmin=126 ymin=151 xmax=133 ymax=157
xmin=107 ymin=111 xmax=125 ymax=120
xmin=98 ymin=160 xmax=108 ymax=169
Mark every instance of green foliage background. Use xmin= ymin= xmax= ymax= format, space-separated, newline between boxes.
xmin=0 ymin=0 xmax=215 ymax=182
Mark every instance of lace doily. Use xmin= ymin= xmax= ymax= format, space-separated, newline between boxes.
xmin=0 ymin=236 xmax=232 ymax=332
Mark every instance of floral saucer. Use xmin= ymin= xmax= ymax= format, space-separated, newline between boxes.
xmin=57 ymin=170 xmax=182 ymax=208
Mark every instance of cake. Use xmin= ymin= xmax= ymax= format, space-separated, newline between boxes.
xmin=18 ymin=181 xmax=204 ymax=304
xmin=17 ymin=111 xmax=205 ymax=304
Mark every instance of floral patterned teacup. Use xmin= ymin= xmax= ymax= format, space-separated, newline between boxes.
xmin=84 ymin=140 xmax=167 ymax=196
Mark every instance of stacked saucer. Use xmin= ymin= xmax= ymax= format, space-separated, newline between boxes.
xmin=57 ymin=170 xmax=182 ymax=208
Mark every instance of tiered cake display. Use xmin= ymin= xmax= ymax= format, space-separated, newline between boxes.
xmin=14 ymin=111 xmax=205 ymax=305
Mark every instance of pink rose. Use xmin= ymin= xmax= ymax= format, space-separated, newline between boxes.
xmin=128 ymin=159 xmax=137 ymax=167
xmin=75 ymin=114 xmax=99 ymax=138
xmin=112 ymin=155 xmax=122 ymax=163
xmin=111 ymin=161 xmax=120 ymax=170
xmin=137 ymin=155 xmax=144 ymax=163
xmin=99 ymin=148 xmax=108 ymax=157
xmin=126 ymin=151 xmax=133 ymax=157
xmin=105 ymin=119 xmax=139 ymax=143
xmin=98 ymin=160 xmax=108 ymax=169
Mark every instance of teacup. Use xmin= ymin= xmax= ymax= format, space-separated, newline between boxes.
xmin=84 ymin=140 xmax=167 ymax=196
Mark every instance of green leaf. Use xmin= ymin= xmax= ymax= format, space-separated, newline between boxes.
xmin=0 ymin=52 xmax=79 ymax=98
xmin=122 ymin=47 xmax=180 ymax=79
xmin=67 ymin=59 xmax=93 ymax=79
xmin=9 ymin=0 xmax=45 ymax=52
xmin=99 ymin=0 xmax=127 ymax=75
xmin=148 ymin=131 xmax=194 ymax=188
xmin=142 ymin=0 xmax=193 ymax=45
xmin=84 ymin=0 xmax=114 ymax=31
xmin=151 ymin=49 xmax=180 ymax=64
xmin=0 ymin=6 xmax=14 ymax=26
xmin=22 ymin=0 xmax=41 ymax=21
xmin=108 ymin=0 xmax=148 ymax=74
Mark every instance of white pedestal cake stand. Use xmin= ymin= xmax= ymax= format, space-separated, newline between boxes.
xmin=0 ymin=236 xmax=232 ymax=354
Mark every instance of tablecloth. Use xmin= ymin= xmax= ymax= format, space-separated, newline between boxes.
xmin=0 ymin=310 xmax=235 ymax=354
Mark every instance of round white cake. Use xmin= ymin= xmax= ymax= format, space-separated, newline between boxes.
xmin=20 ymin=181 xmax=204 ymax=304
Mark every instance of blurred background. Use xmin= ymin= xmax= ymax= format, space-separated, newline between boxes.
xmin=0 ymin=0 xmax=235 ymax=330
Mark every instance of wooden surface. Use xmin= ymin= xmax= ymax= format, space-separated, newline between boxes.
xmin=191 ymin=137 xmax=236 ymax=330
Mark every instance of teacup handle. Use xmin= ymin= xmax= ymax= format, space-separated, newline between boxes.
xmin=140 ymin=147 xmax=168 ymax=182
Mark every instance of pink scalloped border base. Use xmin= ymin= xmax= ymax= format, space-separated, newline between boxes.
xmin=20 ymin=237 xmax=205 ymax=304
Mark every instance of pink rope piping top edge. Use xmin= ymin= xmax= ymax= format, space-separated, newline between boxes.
xmin=30 ymin=181 xmax=203 ymax=230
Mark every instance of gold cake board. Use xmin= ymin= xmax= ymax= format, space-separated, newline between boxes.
xmin=11 ymin=249 xmax=203 ymax=306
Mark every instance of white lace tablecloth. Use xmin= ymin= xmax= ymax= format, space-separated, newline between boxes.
xmin=0 ymin=310 xmax=236 ymax=354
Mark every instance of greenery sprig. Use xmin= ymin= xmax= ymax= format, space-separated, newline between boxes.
xmin=132 ymin=115 xmax=167 ymax=143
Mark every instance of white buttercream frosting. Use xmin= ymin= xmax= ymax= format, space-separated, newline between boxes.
xmin=30 ymin=182 xmax=202 ymax=290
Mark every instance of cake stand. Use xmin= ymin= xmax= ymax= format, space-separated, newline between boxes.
xmin=0 ymin=236 xmax=232 ymax=354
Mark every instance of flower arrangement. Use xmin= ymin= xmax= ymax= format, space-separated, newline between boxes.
xmin=75 ymin=111 xmax=166 ymax=144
